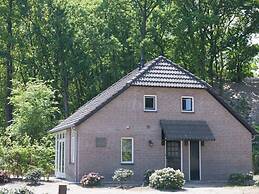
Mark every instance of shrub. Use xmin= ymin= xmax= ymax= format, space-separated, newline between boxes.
xmin=143 ymin=169 xmax=155 ymax=186
xmin=253 ymin=153 xmax=259 ymax=174
xmin=13 ymin=187 xmax=34 ymax=194
xmin=149 ymin=168 xmax=185 ymax=190
xmin=112 ymin=168 xmax=134 ymax=186
xmin=228 ymin=172 xmax=254 ymax=186
xmin=0 ymin=171 xmax=10 ymax=184
xmin=0 ymin=134 xmax=54 ymax=179
xmin=80 ymin=172 xmax=104 ymax=187
xmin=25 ymin=168 xmax=43 ymax=185
xmin=0 ymin=187 xmax=34 ymax=194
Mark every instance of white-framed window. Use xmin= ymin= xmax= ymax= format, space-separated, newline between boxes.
xmin=144 ymin=95 xmax=157 ymax=111
xmin=55 ymin=131 xmax=66 ymax=177
xmin=121 ymin=137 xmax=134 ymax=164
xmin=70 ymin=128 xmax=76 ymax=164
xmin=181 ymin=96 xmax=194 ymax=112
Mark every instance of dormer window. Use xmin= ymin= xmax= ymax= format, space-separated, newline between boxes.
xmin=181 ymin=96 xmax=194 ymax=112
xmin=144 ymin=95 xmax=157 ymax=112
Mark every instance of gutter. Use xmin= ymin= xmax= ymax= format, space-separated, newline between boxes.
xmin=49 ymin=123 xmax=75 ymax=133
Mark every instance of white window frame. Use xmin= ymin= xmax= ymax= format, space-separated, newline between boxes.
xmin=144 ymin=95 xmax=157 ymax=112
xmin=70 ymin=128 xmax=76 ymax=164
xmin=55 ymin=131 xmax=66 ymax=178
xmin=181 ymin=96 xmax=194 ymax=113
xmin=121 ymin=137 xmax=134 ymax=164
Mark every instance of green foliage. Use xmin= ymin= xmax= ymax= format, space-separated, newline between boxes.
xmin=253 ymin=153 xmax=259 ymax=174
xmin=0 ymin=187 xmax=34 ymax=194
xmin=228 ymin=172 xmax=254 ymax=186
xmin=0 ymin=133 xmax=54 ymax=179
xmin=112 ymin=168 xmax=134 ymax=186
xmin=0 ymin=0 xmax=258 ymax=129
xmin=80 ymin=172 xmax=104 ymax=187
xmin=143 ymin=169 xmax=155 ymax=186
xmin=149 ymin=168 xmax=185 ymax=190
xmin=9 ymin=80 xmax=59 ymax=140
xmin=25 ymin=168 xmax=43 ymax=185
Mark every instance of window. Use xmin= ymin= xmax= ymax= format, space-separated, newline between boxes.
xmin=144 ymin=95 xmax=157 ymax=111
xmin=181 ymin=96 xmax=194 ymax=112
xmin=70 ymin=128 xmax=76 ymax=163
xmin=55 ymin=131 xmax=65 ymax=177
xmin=121 ymin=137 xmax=134 ymax=164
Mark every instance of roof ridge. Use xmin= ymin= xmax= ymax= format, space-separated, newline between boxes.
xmin=128 ymin=56 xmax=163 ymax=85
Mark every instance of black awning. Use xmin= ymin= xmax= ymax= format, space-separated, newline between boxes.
xmin=161 ymin=120 xmax=215 ymax=141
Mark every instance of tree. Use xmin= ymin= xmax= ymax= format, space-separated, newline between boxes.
xmin=131 ymin=0 xmax=163 ymax=66
xmin=172 ymin=0 xmax=258 ymax=91
xmin=8 ymin=80 xmax=59 ymax=140
xmin=0 ymin=0 xmax=257 ymax=131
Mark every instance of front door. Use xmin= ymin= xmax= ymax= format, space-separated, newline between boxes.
xmin=190 ymin=141 xmax=200 ymax=180
xmin=166 ymin=141 xmax=181 ymax=170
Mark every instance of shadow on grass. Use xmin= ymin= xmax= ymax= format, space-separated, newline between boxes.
xmin=184 ymin=181 xmax=227 ymax=188
xmin=26 ymin=182 xmax=44 ymax=187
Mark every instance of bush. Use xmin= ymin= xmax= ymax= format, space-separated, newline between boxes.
xmin=0 ymin=134 xmax=54 ymax=179
xmin=0 ymin=171 xmax=10 ymax=184
xmin=253 ymin=153 xmax=259 ymax=174
xmin=112 ymin=168 xmax=134 ymax=186
xmin=0 ymin=187 xmax=34 ymax=194
xmin=25 ymin=168 xmax=43 ymax=185
xmin=143 ymin=169 xmax=155 ymax=185
xmin=149 ymin=168 xmax=185 ymax=190
xmin=80 ymin=172 xmax=104 ymax=187
xmin=228 ymin=172 xmax=254 ymax=186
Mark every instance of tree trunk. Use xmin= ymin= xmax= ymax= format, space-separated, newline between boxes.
xmin=218 ymin=51 xmax=224 ymax=96
xmin=199 ymin=28 xmax=206 ymax=79
xmin=5 ymin=0 xmax=14 ymax=125
xmin=140 ymin=2 xmax=147 ymax=68
xmin=62 ymin=66 xmax=69 ymax=117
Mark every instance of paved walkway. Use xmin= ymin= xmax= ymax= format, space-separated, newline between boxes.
xmin=1 ymin=179 xmax=259 ymax=194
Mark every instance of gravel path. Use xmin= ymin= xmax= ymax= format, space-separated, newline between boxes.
xmin=1 ymin=180 xmax=259 ymax=194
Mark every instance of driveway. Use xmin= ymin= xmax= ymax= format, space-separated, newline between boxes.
xmin=1 ymin=180 xmax=259 ymax=194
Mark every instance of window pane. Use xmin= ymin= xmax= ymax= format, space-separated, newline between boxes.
xmin=121 ymin=139 xmax=133 ymax=162
xmin=182 ymin=98 xmax=193 ymax=111
xmin=145 ymin=97 xmax=155 ymax=110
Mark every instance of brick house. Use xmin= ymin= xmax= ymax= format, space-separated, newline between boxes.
xmin=50 ymin=56 xmax=256 ymax=183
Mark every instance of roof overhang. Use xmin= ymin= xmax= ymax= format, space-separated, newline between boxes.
xmin=49 ymin=123 xmax=75 ymax=133
xmin=161 ymin=120 xmax=215 ymax=141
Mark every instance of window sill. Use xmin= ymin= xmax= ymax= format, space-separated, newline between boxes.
xmin=121 ymin=162 xmax=134 ymax=165
xmin=144 ymin=109 xmax=157 ymax=112
xmin=181 ymin=111 xmax=195 ymax=113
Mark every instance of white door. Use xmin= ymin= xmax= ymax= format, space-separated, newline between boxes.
xmin=55 ymin=132 xmax=66 ymax=178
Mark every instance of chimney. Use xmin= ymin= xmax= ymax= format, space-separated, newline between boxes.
xmin=139 ymin=56 xmax=145 ymax=70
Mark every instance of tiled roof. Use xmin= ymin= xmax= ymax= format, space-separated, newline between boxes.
xmin=49 ymin=56 xmax=256 ymax=134
xmin=131 ymin=59 xmax=207 ymax=88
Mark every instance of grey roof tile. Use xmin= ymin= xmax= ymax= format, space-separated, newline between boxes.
xmin=131 ymin=59 xmax=206 ymax=88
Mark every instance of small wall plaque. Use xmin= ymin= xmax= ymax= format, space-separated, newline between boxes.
xmin=96 ymin=137 xmax=107 ymax=147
